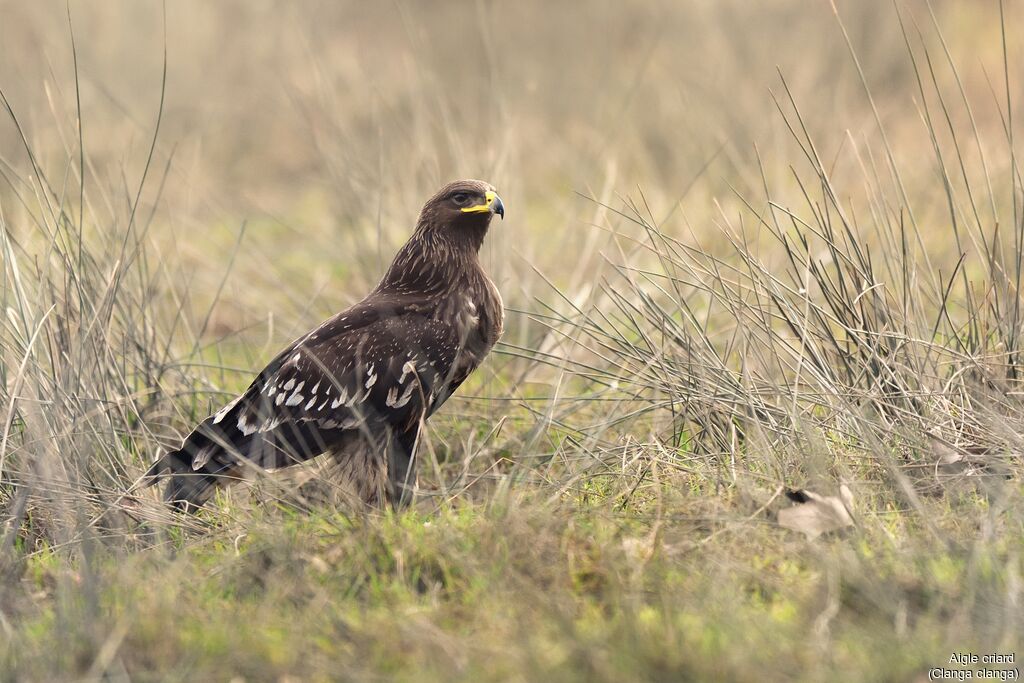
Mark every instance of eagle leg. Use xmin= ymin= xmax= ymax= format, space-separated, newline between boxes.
xmin=386 ymin=427 xmax=420 ymax=509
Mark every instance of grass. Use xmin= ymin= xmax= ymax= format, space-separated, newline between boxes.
xmin=7 ymin=491 xmax=1020 ymax=681
xmin=1 ymin=0 xmax=1023 ymax=680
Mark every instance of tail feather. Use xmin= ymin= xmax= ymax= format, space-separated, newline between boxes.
xmin=144 ymin=401 xmax=339 ymax=512
xmin=162 ymin=468 xmax=223 ymax=513
xmin=143 ymin=442 xmax=238 ymax=513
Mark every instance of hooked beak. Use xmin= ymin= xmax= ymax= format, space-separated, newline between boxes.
xmin=461 ymin=190 xmax=505 ymax=220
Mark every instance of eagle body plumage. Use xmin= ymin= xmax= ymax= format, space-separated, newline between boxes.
xmin=145 ymin=180 xmax=505 ymax=511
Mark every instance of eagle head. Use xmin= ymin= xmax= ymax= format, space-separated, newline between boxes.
xmin=418 ymin=179 xmax=504 ymax=237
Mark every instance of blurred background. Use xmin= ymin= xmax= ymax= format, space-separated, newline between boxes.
xmin=3 ymin=0 xmax=1019 ymax=341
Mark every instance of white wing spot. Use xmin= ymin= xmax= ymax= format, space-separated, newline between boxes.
xmin=400 ymin=361 xmax=416 ymax=383
xmin=304 ymin=397 xmax=317 ymax=410
xmin=284 ymin=378 xmax=296 ymax=390
xmin=389 ymin=382 xmax=417 ymax=409
xmin=237 ymin=414 xmax=257 ymax=436
xmin=286 ymin=392 xmax=305 ymax=407
xmin=260 ymin=416 xmax=284 ymax=432
xmin=365 ymin=373 xmax=377 ymax=389
xmin=330 ymin=386 xmax=349 ymax=409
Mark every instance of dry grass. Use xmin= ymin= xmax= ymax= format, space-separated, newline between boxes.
xmin=1 ymin=1 xmax=1023 ymax=680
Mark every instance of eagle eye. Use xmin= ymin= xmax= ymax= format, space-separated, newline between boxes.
xmin=451 ymin=192 xmax=471 ymax=206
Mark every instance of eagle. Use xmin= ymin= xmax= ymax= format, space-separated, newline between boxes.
xmin=143 ymin=179 xmax=505 ymax=511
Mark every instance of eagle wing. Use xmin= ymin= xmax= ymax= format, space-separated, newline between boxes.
xmin=144 ymin=300 xmax=469 ymax=505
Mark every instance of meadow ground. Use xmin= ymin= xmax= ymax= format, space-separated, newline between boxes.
xmin=1 ymin=1 xmax=1023 ymax=680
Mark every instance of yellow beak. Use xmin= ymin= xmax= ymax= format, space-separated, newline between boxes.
xmin=460 ymin=190 xmax=505 ymax=219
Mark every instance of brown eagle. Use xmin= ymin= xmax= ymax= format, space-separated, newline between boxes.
xmin=144 ymin=179 xmax=505 ymax=511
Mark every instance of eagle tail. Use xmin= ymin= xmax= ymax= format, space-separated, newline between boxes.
xmin=142 ymin=441 xmax=236 ymax=513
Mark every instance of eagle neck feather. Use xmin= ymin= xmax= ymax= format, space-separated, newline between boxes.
xmin=376 ymin=222 xmax=486 ymax=297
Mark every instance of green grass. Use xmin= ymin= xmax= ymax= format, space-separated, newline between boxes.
xmin=7 ymin=485 xmax=1021 ymax=681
